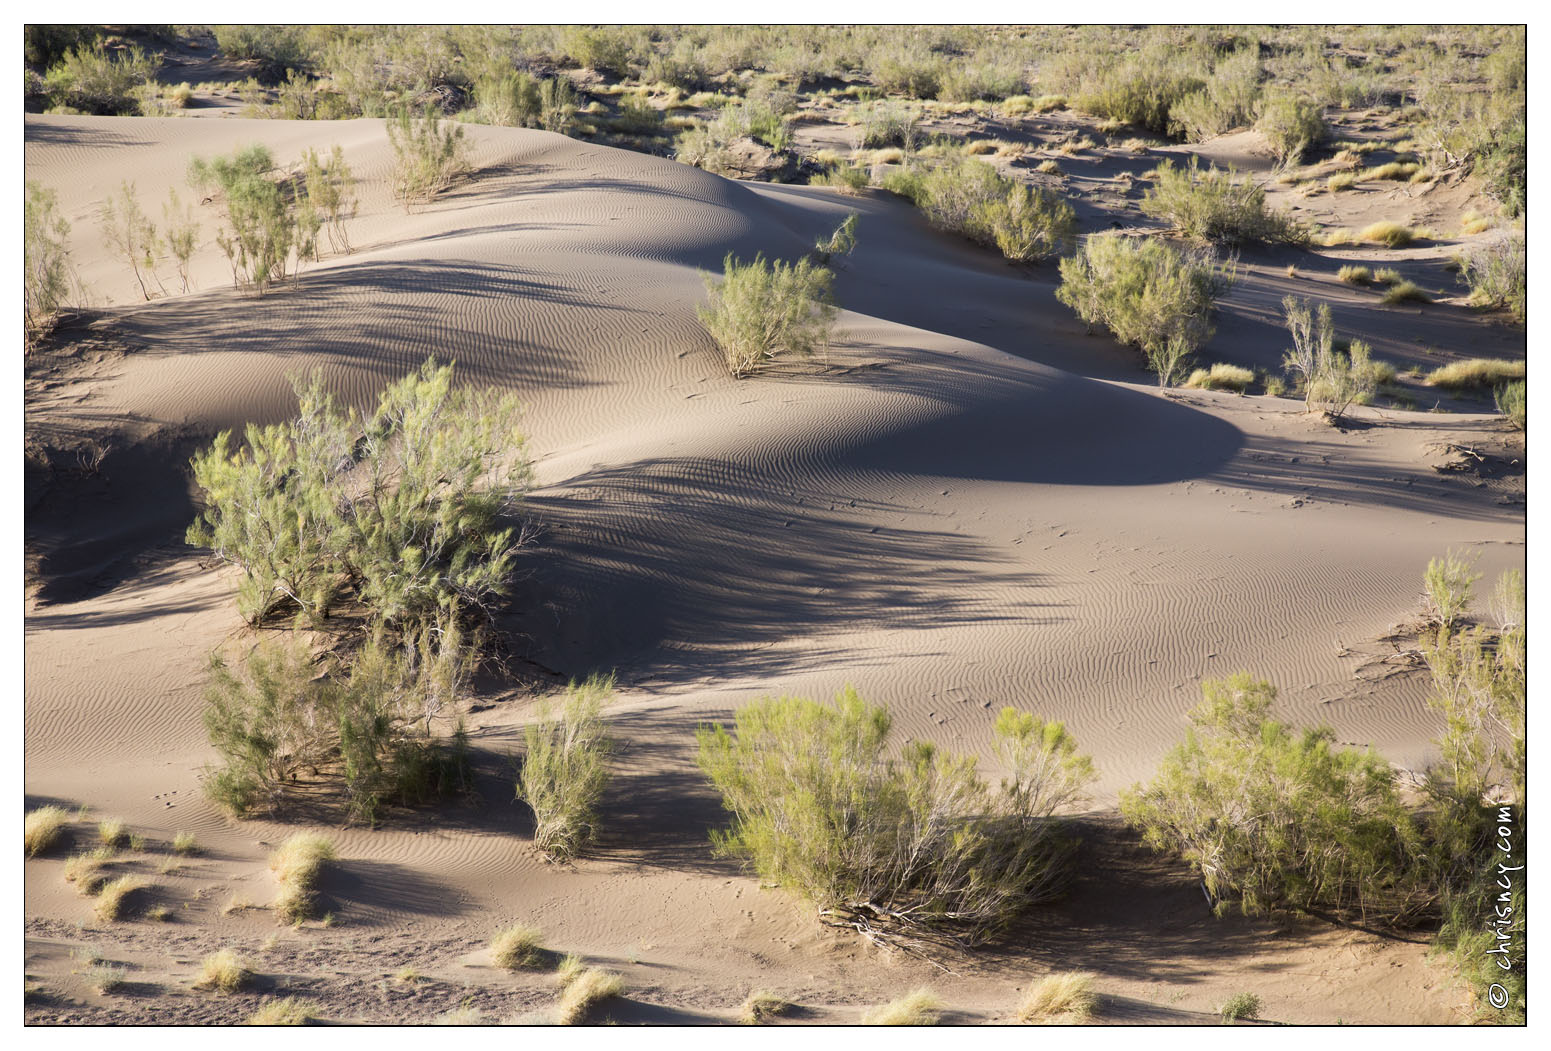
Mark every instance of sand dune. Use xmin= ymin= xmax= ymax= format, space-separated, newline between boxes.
xmin=24 ymin=114 xmax=1521 ymax=1024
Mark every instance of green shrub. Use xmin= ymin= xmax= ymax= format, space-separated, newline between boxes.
xmin=812 ymin=165 xmax=871 ymax=195
xmin=517 ymin=675 xmax=615 ymax=863
xmin=187 ymin=360 xmax=530 ymax=631
xmin=1070 ymin=48 xmax=1205 ymax=135
xmin=539 ymin=77 xmax=578 ymax=134
xmin=213 ymin=25 xmax=314 ymax=76
xmin=697 ymin=688 xmax=1093 ymax=944
xmin=698 ymin=253 xmax=836 ymax=377
xmin=1495 ymin=381 xmax=1526 ymax=430
xmin=1140 ymin=158 xmax=1305 ymax=245
xmin=188 ymin=145 xmax=313 ymax=293
xmin=300 ymin=146 xmax=356 ymax=257
xmin=24 ymin=181 xmax=76 ymax=346
xmin=890 ymin=156 xmax=1075 ymax=263
xmin=1057 ymin=233 xmax=1229 ymax=381
xmin=160 ymin=188 xmax=200 ymax=294
xmin=1121 ymin=673 xmax=1429 ymax=924
xmin=98 ymin=182 xmax=161 ymax=301
xmin=1219 ymin=992 xmax=1262 ymax=1024
xmin=1459 ymin=235 xmax=1525 ymax=323
xmin=1254 ymin=93 xmax=1326 ymax=164
xmin=1280 ymin=296 xmax=1374 ymax=419
xmin=43 ymin=42 xmax=155 ymax=115
xmin=472 ymin=69 xmax=542 ymax=128
xmin=811 ymin=213 xmax=859 ymax=265
xmin=850 ymin=99 xmax=922 ymax=151
xmin=1169 ymin=49 xmax=1262 ymax=141
xmin=386 ymin=106 xmax=470 ymax=210
xmin=1423 ymin=550 xmax=1480 ymax=631
xmin=563 ymin=26 xmax=634 ymax=77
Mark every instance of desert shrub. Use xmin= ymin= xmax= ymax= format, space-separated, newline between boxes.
xmin=1459 ymin=235 xmax=1526 ymax=323
xmin=939 ymin=59 xmax=1026 ymax=102
xmin=159 ymin=188 xmax=200 ymax=294
xmin=539 ymin=76 xmax=578 ymax=134
xmin=471 ymin=68 xmax=542 ymax=128
xmin=1120 ymin=673 xmax=1429 ymax=924
xmin=556 ymin=968 xmax=624 ymax=1025
xmin=697 ymin=689 xmax=1093 ymax=945
xmin=1478 ymin=119 xmax=1525 ymax=217
xmin=1425 ymin=359 xmax=1526 ymax=390
xmin=850 ymin=99 xmax=922 ymax=151
xmin=187 ymin=360 xmax=529 ymax=631
xmin=890 ymin=156 xmax=1075 ymax=262
xmin=85 ymin=962 xmax=128 ymax=993
xmin=1423 ymin=550 xmax=1480 ymax=631
xmin=270 ymin=833 xmax=334 ymax=923
xmin=1219 ymin=992 xmax=1262 ymax=1024
xmin=811 ymin=213 xmax=860 ymax=265
xmin=94 ymin=875 xmax=149 ymax=922
xmin=195 ymin=949 xmax=252 ymax=993
xmin=1337 ymin=265 xmax=1372 ymax=285
xmin=1184 ymin=363 xmax=1254 ymax=392
xmin=812 ymin=164 xmax=871 ymax=195
xmin=300 ymin=146 xmax=356 ymax=256
xmin=1380 ymin=280 xmax=1427 ymax=305
xmin=1070 ymin=48 xmax=1205 ymax=135
xmin=1017 ymin=971 xmax=1097 ymax=1024
xmin=490 ymin=924 xmax=546 ymax=969
xmin=873 ymin=48 xmax=942 ymax=99
xmin=98 ymin=182 xmax=161 ymax=301
xmin=386 ymin=106 xmax=470 ymax=210
xmin=248 ymin=997 xmax=315 ymax=1026
xmin=610 ymin=94 xmax=664 ymax=135
xmin=1140 ymin=158 xmax=1306 ymax=245
xmin=1254 ymin=93 xmax=1325 ymax=165
xmin=25 ymin=25 xmax=104 ymax=68
xmin=25 ymin=806 xmax=69 ymax=857
xmin=1495 ymin=381 xmax=1526 ymax=431
xmin=1170 ymin=49 xmax=1262 ymax=142
xmin=198 ymin=639 xmax=321 ymax=814
xmin=739 ymin=990 xmax=791 ymax=1025
xmin=213 ymin=25 xmax=314 ymax=76
xmin=698 ymin=253 xmax=837 ymax=377
xmin=516 ymin=675 xmax=615 ymax=863
xmin=1280 ymin=296 xmax=1374 ymax=418
xmin=24 ymin=181 xmax=77 ymax=346
xmin=1057 ymin=233 xmax=1229 ymax=381
xmin=563 ymin=26 xmax=634 ymax=77
xmin=188 ymin=145 xmax=314 ymax=293
xmin=43 ymin=42 xmax=155 ymax=115
xmin=862 ymin=988 xmax=942 ymax=1026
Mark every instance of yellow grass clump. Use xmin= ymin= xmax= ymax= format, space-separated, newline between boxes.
xmin=739 ymin=989 xmax=792 ymax=1025
xmin=249 ymin=996 xmax=315 ymax=1025
xmin=269 ymin=833 xmax=335 ymax=924
xmin=172 ymin=830 xmax=199 ymax=855
xmin=1381 ymin=280 xmax=1429 ymax=304
xmin=1358 ymin=221 xmax=1418 ymax=248
xmin=556 ymin=967 xmax=624 ymax=1025
xmin=1017 ymin=971 xmax=1098 ymax=1023
xmin=194 ymin=949 xmax=251 ymax=993
xmin=1184 ymin=363 xmax=1255 ymax=392
xmin=1459 ymin=210 xmax=1494 ymax=236
xmin=1337 ymin=265 xmax=1373 ymax=285
xmin=97 ymin=818 xmax=128 ymax=847
xmin=1426 ymin=359 xmax=1527 ymax=390
xmin=25 ymin=806 xmax=69 ymax=857
xmin=64 ymin=847 xmax=115 ymax=894
xmin=1326 ymin=172 xmax=1357 ymax=192
xmin=1036 ymin=159 xmax=1061 ymax=175
xmin=963 ymin=139 xmax=997 ymax=155
xmin=862 ymin=988 xmax=943 ymax=1025
xmin=434 ymin=1004 xmax=485 ymax=1025
xmin=489 ymin=924 xmax=546 ymax=970
xmin=94 ymin=875 xmax=148 ymax=922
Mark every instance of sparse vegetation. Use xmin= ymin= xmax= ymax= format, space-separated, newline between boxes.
xmin=739 ymin=989 xmax=791 ymax=1025
xmin=490 ymin=924 xmax=547 ymax=970
xmin=516 ymin=675 xmax=615 ymax=863
xmin=25 ymin=806 xmax=69 ymax=857
xmin=1495 ymin=381 xmax=1526 ymax=430
xmin=188 ymin=145 xmax=317 ymax=293
xmin=1458 ymin=235 xmax=1526 ymax=323
xmin=194 ymin=949 xmax=251 ymax=993
xmin=883 ymin=155 xmax=1075 ymax=262
xmin=97 ymin=819 xmax=128 ymax=848
xmin=1422 ymin=550 xmax=1480 ymax=630
xmin=862 ymin=988 xmax=942 ymax=1026
xmin=698 ymin=252 xmax=837 ymax=377
xmin=1017 ymin=971 xmax=1097 ymax=1024
xmin=1337 ymin=265 xmax=1372 ymax=285
xmin=1254 ymin=94 xmax=1325 ymax=164
xmin=24 ymin=181 xmax=77 ymax=346
xmin=697 ymin=688 xmax=1093 ymax=945
xmin=172 ymin=831 xmax=199 ymax=856
xmin=1280 ymin=295 xmax=1374 ymax=419
xmin=555 ymin=967 xmax=624 ymax=1025
xmin=84 ymin=962 xmax=128 ymax=993
xmin=269 ymin=833 xmax=335 ymax=924
xmin=385 ymin=106 xmax=470 ymax=209
xmin=1219 ymin=991 xmax=1262 ymax=1024
xmin=1184 ymin=363 xmax=1255 ymax=392
xmin=249 ymin=997 xmax=315 ymax=1026
xmin=1425 ymin=358 xmax=1526 ymax=390
xmin=98 ymin=182 xmax=161 ymax=300
xmin=64 ymin=847 xmax=114 ymax=894
xmin=94 ymin=875 xmax=149 ymax=922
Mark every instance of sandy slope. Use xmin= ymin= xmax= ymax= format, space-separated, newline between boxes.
xmin=23 ymin=115 xmax=1523 ymax=1024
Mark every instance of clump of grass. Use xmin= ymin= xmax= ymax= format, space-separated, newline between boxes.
xmin=1264 ymin=375 xmax=1287 ymax=397
xmin=64 ymin=847 xmax=115 ymax=894
xmin=434 ymin=1004 xmax=485 ymax=1025
xmin=172 ymin=831 xmax=199 ymax=856
xmin=1140 ymin=158 xmax=1305 ymax=246
xmin=1361 ymin=359 xmax=1398 ymax=386
xmin=517 ymin=675 xmax=616 ymax=862
xmin=963 ymin=139 xmax=997 ymax=155
xmin=1337 ymin=265 xmax=1372 ymax=285
xmin=1358 ymin=221 xmax=1418 ymax=248
xmin=1219 ymin=991 xmax=1262 ymax=1024
xmin=555 ymin=967 xmax=624 ymax=1025
xmin=812 ymin=164 xmax=870 ymax=195
xmin=1326 ymin=172 xmax=1357 ymax=192
xmin=1459 ymin=235 xmax=1525 ymax=323
xmin=862 ymin=988 xmax=942 ymax=1025
xmin=25 ymin=806 xmax=70 ymax=857
xmin=147 ymin=905 xmax=172 ymax=922
xmin=249 ymin=996 xmax=315 ymax=1025
xmin=1184 ymin=363 xmax=1255 ymax=393
xmin=1381 ymin=280 xmax=1428 ymax=304
xmin=94 ymin=875 xmax=148 ymax=922
xmin=489 ymin=924 xmax=546 ymax=970
xmin=554 ymin=952 xmax=586 ymax=988
xmin=194 ymin=949 xmax=251 ymax=993
xmin=740 ymin=989 xmax=791 ymax=1025
xmin=1426 ymin=359 xmax=1525 ymax=390
xmin=1459 ymin=210 xmax=1494 ymax=236
xmin=1035 ymin=159 xmax=1061 ymax=175
xmin=269 ymin=833 xmax=335 ymax=924
xmin=395 ymin=966 xmax=422 ymax=983
xmin=96 ymin=818 xmax=128 ymax=848
xmin=1374 ymin=267 xmax=1403 ymax=285
xmin=1055 ymin=136 xmax=1096 ymax=156
xmin=1017 ymin=971 xmax=1097 ymax=1024
xmin=1364 ymin=161 xmax=1419 ymax=181
xmin=1495 ymin=381 xmax=1526 ymax=431
xmin=84 ymin=962 xmax=128 ymax=993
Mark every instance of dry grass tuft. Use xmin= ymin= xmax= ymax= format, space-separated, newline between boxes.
xmin=1357 ymin=220 xmax=1418 ymax=248
xmin=862 ymin=988 xmax=943 ymax=1025
xmin=1326 ymin=172 xmax=1357 ymax=192
xmin=94 ymin=875 xmax=148 ymax=922
xmin=96 ymin=818 xmax=128 ymax=848
xmin=489 ymin=924 xmax=546 ymax=970
xmin=194 ymin=949 xmax=251 ymax=993
xmin=269 ymin=833 xmax=335 ymax=924
xmin=172 ymin=831 xmax=200 ymax=855
xmin=64 ymin=847 xmax=115 ymax=895
xmin=249 ymin=996 xmax=315 ymax=1025
xmin=1183 ymin=363 xmax=1255 ymax=392
xmin=739 ymin=989 xmax=791 ymax=1025
xmin=1337 ymin=265 xmax=1373 ymax=285
xmin=1459 ymin=210 xmax=1494 ymax=236
xmin=1426 ymin=359 xmax=1526 ymax=390
xmin=1381 ymin=280 xmax=1429 ymax=304
xmin=556 ymin=967 xmax=624 ymax=1025
xmin=25 ymin=806 xmax=70 ymax=857
xmin=1035 ymin=159 xmax=1061 ymax=175
xmin=1017 ymin=971 xmax=1097 ymax=1023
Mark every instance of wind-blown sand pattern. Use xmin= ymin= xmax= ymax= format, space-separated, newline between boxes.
xmin=25 ymin=111 xmax=1522 ymax=1025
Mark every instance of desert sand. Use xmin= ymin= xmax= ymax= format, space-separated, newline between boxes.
xmin=23 ymin=109 xmax=1523 ymax=1024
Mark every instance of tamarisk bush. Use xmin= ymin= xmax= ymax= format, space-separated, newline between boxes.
xmin=517 ymin=675 xmax=615 ymax=862
xmin=696 ymin=687 xmax=1094 ymax=945
xmin=386 ymin=106 xmax=470 ymax=209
